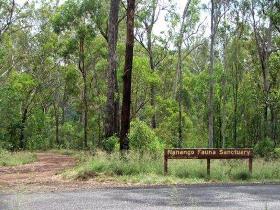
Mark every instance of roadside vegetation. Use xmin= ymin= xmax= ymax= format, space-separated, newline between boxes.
xmin=62 ymin=150 xmax=280 ymax=185
xmin=0 ymin=0 xmax=279 ymax=188
xmin=0 ymin=149 xmax=37 ymax=166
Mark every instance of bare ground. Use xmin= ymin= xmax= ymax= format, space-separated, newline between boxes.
xmin=0 ymin=152 xmax=124 ymax=192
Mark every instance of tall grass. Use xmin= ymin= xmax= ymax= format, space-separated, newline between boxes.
xmin=62 ymin=151 xmax=280 ymax=184
xmin=0 ymin=149 xmax=37 ymax=166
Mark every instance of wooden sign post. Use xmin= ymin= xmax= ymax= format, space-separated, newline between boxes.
xmin=164 ymin=148 xmax=253 ymax=176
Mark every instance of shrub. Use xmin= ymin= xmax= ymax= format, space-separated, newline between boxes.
xmin=26 ymin=134 xmax=49 ymax=151
xmin=274 ymin=148 xmax=280 ymax=159
xmin=0 ymin=149 xmax=37 ymax=166
xmin=232 ymin=171 xmax=251 ymax=180
xmin=61 ymin=122 xmax=83 ymax=149
xmin=129 ymin=119 xmax=164 ymax=155
xmin=254 ymin=138 xmax=274 ymax=158
xmin=62 ymin=151 xmax=280 ymax=184
xmin=103 ymin=135 xmax=119 ymax=152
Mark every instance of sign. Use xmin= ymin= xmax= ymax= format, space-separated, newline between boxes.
xmin=164 ymin=148 xmax=253 ymax=176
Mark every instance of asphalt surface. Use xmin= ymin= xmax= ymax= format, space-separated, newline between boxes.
xmin=1 ymin=184 xmax=280 ymax=210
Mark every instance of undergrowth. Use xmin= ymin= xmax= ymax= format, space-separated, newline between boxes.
xmin=0 ymin=149 xmax=37 ymax=166
xmin=62 ymin=150 xmax=280 ymax=184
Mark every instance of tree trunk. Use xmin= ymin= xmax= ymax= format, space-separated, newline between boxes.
xmin=177 ymin=45 xmax=183 ymax=148
xmin=79 ymin=37 xmax=88 ymax=149
xmin=54 ymin=103 xmax=59 ymax=145
xmin=147 ymin=28 xmax=156 ymax=129
xmin=120 ymin=0 xmax=136 ymax=152
xmin=173 ymin=0 xmax=191 ymax=97
xmin=19 ymin=107 xmax=28 ymax=150
xmin=175 ymin=0 xmax=192 ymax=148
xmin=150 ymin=86 xmax=156 ymax=128
xmin=61 ymin=84 xmax=67 ymax=125
xmin=98 ymin=112 xmax=102 ymax=147
xmin=233 ymin=79 xmax=238 ymax=147
xmin=221 ymin=21 xmax=227 ymax=148
xmin=105 ymin=0 xmax=121 ymax=138
xmin=270 ymin=107 xmax=276 ymax=146
xmin=263 ymin=19 xmax=272 ymax=139
xmin=221 ymin=63 xmax=226 ymax=148
xmin=83 ymin=74 xmax=88 ymax=149
xmin=251 ymin=2 xmax=273 ymax=140
xmin=208 ymin=0 xmax=215 ymax=148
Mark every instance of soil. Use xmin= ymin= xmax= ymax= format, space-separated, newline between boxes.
xmin=0 ymin=152 xmax=128 ymax=193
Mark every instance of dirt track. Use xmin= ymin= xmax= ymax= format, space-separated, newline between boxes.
xmin=0 ymin=152 xmax=128 ymax=192
xmin=0 ymin=153 xmax=76 ymax=191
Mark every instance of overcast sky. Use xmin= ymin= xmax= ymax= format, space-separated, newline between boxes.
xmin=16 ymin=0 xmax=210 ymax=36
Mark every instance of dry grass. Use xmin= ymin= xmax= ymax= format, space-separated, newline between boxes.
xmin=62 ymin=151 xmax=280 ymax=184
xmin=0 ymin=149 xmax=37 ymax=166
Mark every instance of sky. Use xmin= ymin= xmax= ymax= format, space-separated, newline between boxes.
xmin=153 ymin=0 xmax=209 ymax=36
xmin=15 ymin=0 xmax=210 ymax=36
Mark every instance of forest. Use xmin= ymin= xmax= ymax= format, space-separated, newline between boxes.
xmin=0 ymin=0 xmax=279 ymax=157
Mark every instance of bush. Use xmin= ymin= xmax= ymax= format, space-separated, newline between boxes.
xmin=254 ymin=138 xmax=274 ymax=158
xmin=232 ymin=171 xmax=251 ymax=180
xmin=103 ymin=135 xmax=119 ymax=152
xmin=0 ymin=149 xmax=37 ymax=166
xmin=26 ymin=134 xmax=49 ymax=151
xmin=62 ymin=151 xmax=280 ymax=184
xmin=61 ymin=122 xmax=83 ymax=149
xmin=129 ymin=119 xmax=164 ymax=155
xmin=274 ymin=148 xmax=280 ymax=159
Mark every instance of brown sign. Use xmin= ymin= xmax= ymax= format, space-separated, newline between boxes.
xmin=165 ymin=148 xmax=253 ymax=159
xmin=164 ymin=148 xmax=253 ymax=176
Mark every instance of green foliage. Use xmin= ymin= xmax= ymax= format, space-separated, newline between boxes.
xmin=133 ymin=56 xmax=161 ymax=87
xmin=274 ymin=148 xmax=280 ymax=158
xmin=63 ymin=152 xmax=280 ymax=184
xmin=103 ymin=135 xmax=119 ymax=152
xmin=129 ymin=119 xmax=164 ymax=155
xmin=60 ymin=122 xmax=83 ymax=149
xmin=64 ymin=151 xmax=163 ymax=180
xmin=25 ymin=109 xmax=51 ymax=150
xmin=232 ymin=171 xmax=251 ymax=181
xmin=0 ymin=149 xmax=37 ymax=166
xmin=254 ymin=138 xmax=275 ymax=158
xmin=0 ymin=0 xmax=280 ymax=155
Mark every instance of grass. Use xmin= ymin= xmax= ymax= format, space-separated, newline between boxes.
xmin=0 ymin=149 xmax=37 ymax=166
xmin=62 ymin=151 xmax=280 ymax=185
xmin=49 ymin=149 xmax=93 ymax=163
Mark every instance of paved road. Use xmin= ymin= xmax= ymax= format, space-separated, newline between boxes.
xmin=1 ymin=184 xmax=280 ymax=210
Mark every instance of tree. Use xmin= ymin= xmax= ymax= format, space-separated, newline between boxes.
xmin=251 ymin=0 xmax=279 ymax=140
xmin=208 ymin=0 xmax=228 ymax=148
xmin=135 ymin=0 xmax=166 ymax=129
xmin=0 ymin=0 xmax=16 ymax=40
xmin=208 ymin=0 xmax=215 ymax=148
xmin=120 ymin=0 xmax=136 ymax=152
xmin=174 ymin=0 xmax=192 ymax=148
xmin=104 ymin=0 xmax=121 ymax=139
xmin=0 ymin=0 xmax=280 ymax=152
xmin=52 ymin=0 xmax=98 ymax=148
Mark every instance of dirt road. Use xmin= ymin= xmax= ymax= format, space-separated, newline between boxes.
xmin=0 ymin=152 xmax=76 ymax=191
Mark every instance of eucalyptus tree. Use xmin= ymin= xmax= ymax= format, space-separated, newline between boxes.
xmin=173 ymin=0 xmax=204 ymax=147
xmin=120 ymin=0 xmax=136 ymax=152
xmin=0 ymin=0 xmax=31 ymax=80
xmin=0 ymin=0 xmax=23 ymax=40
xmin=214 ymin=0 xmax=249 ymax=147
xmin=0 ymin=0 xmax=32 ymax=43
xmin=52 ymin=0 xmax=98 ymax=148
xmin=135 ymin=0 xmax=170 ymax=129
xmin=104 ymin=0 xmax=121 ymax=139
xmin=250 ymin=0 xmax=280 ymax=140
xmin=208 ymin=0 xmax=230 ymax=148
